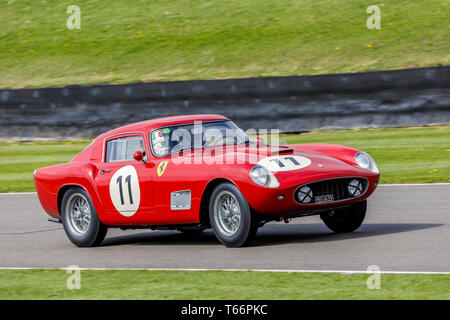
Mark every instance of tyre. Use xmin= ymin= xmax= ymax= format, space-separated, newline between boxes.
xmin=209 ymin=183 xmax=258 ymax=247
xmin=320 ymin=200 xmax=367 ymax=233
xmin=61 ymin=187 xmax=107 ymax=247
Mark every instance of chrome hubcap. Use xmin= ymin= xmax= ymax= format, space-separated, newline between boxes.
xmin=66 ymin=193 xmax=91 ymax=236
xmin=213 ymin=191 xmax=241 ymax=236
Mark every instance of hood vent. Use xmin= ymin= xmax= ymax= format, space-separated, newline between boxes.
xmin=271 ymin=148 xmax=294 ymax=155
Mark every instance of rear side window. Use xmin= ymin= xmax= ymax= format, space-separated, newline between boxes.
xmin=105 ymin=136 xmax=146 ymax=162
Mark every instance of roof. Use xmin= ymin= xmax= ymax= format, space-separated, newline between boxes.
xmin=98 ymin=114 xmax=229 ymax=138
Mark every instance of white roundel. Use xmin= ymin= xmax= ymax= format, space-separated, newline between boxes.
xmin=109 ymin=165 xmax=141 ymax=217
xmin=258 ymin=155 xmax=311 ymax=172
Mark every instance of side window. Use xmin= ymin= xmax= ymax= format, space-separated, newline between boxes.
xmin=105 ymin=136 xmax=146 ymax=162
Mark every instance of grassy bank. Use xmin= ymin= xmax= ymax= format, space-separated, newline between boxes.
xmin=0 ymin=269 xmax=448 ymax=300
xmin=0 ymin=140 xmax=89 ymax=193
xmin=0 ymin=126 xmax=449 ymax=193
xmin=0 ymin=0 xmax=448 ymax=88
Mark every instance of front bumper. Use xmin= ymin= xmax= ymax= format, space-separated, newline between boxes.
xmin=239 ymin=172 xmax=379 ymax=217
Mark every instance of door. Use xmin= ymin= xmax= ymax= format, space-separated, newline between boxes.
xmin=95 ymin=134 xmax=154 ymax=217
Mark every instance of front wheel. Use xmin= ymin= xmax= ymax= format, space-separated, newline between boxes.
xmin=320 ymin=200 xmax=367 ymax=233
xmin=209 ymin=183 xmax=258 ymax=247
xmin=61 ymin=187 xmax=107 ymax=247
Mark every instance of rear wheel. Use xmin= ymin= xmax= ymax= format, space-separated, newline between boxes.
xmin=61 ymin=187 xmax=107 ymax=247
xmin=320 ymin=200 xmax=367 ymax=233
xmin=209 ymin=183 xmax=258 ymax=247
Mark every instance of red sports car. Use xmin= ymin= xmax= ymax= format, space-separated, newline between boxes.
xmin=35 ymin=114 xmax=380 ymax=247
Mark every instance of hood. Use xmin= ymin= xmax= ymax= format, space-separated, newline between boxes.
xmin=207 ymin=144 xmax=359 ymax=170
xmin=204 ymin=143 xmax=369 ymax=185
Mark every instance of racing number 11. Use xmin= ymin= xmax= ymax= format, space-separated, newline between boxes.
xmin=116 ymin=175 xmax=133 ymax=205
xmin=270 ymin=156 xmax=300 ymax=168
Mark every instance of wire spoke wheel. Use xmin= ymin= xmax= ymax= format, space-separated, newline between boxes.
xmin=209 ymin=183 xmax=258 ymax=247
xmin=213 ymin=191 xmax=241 ymax=236
xmin=66 ymin=193 xmax=91 ymax=236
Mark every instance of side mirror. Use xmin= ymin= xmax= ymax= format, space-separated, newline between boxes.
xmin=133 ymin=151 xmax=144 ymax=162
xmin=256 ymin=137 xmax=265 ymax=146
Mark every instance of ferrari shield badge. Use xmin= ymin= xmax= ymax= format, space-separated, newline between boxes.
xmin=157 ymin=161 xmax=168 ymax=177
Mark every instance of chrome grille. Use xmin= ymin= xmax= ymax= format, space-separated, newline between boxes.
xmin=294 ymin=178 xmax=368 ymax=204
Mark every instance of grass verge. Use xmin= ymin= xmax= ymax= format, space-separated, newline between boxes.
xmin=0 ymin=269 xmax=449 ymax=300
xmin=1 ymin=0 xmax=449 ymax=88
xmin=0 ymin=126 xmax=449 ymax=193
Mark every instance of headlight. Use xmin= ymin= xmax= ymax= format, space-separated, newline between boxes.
xmin=250 ymin=165 xmax=280 ymax=188
xmin=348 ymin=179 xmax=363 ymax=197
xmin=355 ymin=151 xmax=379 ymax=173
xmin=297 ymin=186 xmax=313 ymax=204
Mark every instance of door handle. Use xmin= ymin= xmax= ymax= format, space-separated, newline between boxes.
xmin=100 ymin=169 xmax=112 ymax=175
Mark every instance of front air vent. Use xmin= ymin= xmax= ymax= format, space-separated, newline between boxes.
xmin=294 ymin=178 xmax=368 ymax=205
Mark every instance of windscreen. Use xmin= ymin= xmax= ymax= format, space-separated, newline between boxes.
xmin=150 ymin=120 xmax=250 ymax=157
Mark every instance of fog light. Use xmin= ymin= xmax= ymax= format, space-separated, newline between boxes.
xmin=348 ymin=179 xmax=363 ymax=197
xmin=297 ymin=186 xmax=313 ymax=204
xmin=278 ymin=195 xmax=284 ymax=200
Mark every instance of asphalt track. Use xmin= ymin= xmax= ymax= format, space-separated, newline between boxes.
xmin=0 ymin=185 xmax=449 ymax=272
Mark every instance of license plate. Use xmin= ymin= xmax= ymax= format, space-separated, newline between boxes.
xmin=314 ymin=194 xmax=334 ymax=203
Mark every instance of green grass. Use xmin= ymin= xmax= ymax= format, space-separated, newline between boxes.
xmin=0 ymin=269 xmax=448 ymax=300
xmin=0 ymin=140 xmax=90 ymax=193
xmin=0 ymin=0 xmax=448 ymax=88
xmin=0 ymin=126 xmax=449 ymax=193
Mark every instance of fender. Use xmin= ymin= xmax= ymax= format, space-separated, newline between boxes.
xmin=57 ymin=163 xmax=106 ymax=222
xmin=35 ymin=162 xmax=106 ymax=221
